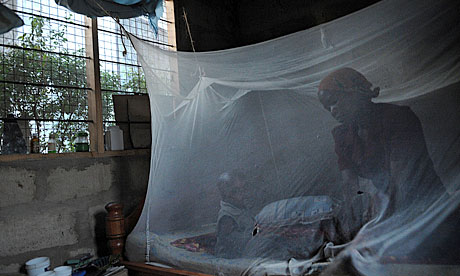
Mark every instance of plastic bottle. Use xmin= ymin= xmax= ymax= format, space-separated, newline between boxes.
xmin=105 ymin=125 xmax=124 ymax=151
xmin=30 ymin=133 xmax=40 ymax=154
xmin=48 ymin=133 xmax=57 ymax=153
xmin=75 ymin=131 xmax=89 ymax=152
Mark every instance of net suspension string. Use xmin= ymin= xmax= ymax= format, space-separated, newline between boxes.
xmin=91 ymin=2 xmax=205 ymax=90
xmin=93 ymin=1 xmax=202 ymax=107
xmin=182 ymin=7 xmax=204 ymax=77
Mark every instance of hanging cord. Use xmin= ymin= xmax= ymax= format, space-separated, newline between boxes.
xmin=116 ymin=17 xmax=128 ymax=56
xmin=182 ymin=7 xmax=204 ymax=77
xmin=91 ymin=0 xmax=181 ymax=117
xmin=182 ymin=7 xmax=196 ymax=53
xmin=258 ymin=91 xmax=282 ymax=193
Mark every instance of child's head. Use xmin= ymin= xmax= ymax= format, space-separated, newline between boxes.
xmin=217 ymin=171 xmax=246 ymax=207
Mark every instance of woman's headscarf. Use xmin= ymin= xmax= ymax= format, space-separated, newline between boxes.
xmin=318 ymin=67 xmax=380 ymax=98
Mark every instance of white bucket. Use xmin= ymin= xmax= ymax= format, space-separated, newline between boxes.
xmin=25 ymin=257 xmax=51 ymax=276
xmin=54 ymin=266 xmax=72 ymax=276
xmin=37 ymin=272 xmax=55 ymax=276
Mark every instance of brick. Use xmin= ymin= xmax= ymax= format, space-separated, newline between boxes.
xmin=0 ymin=209 xmax=78 ymax=257
xmin=0 ymin=167 xmax=36 ymax=208
xmin=46 ymin=163 xmax=112 ymax=202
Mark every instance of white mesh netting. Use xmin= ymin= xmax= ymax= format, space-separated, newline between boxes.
xmin=126 ymin=0 xmax=460 ymax=275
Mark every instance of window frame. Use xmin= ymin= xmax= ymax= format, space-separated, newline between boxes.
xmin=0 ymin=0 xmax=176 ymax=161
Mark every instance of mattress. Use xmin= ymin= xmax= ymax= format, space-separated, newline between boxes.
xmin=125 ymin=224 xmax=331 ymax=275
xmin=125 ymin=225 xmax=460 ymax=276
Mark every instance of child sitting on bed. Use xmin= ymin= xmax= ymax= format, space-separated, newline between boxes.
xmin=215 ymin=171 xmax=255 ymax=259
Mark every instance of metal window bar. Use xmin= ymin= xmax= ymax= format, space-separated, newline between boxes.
xmin=0 ymin=43 xmax=89 ymax=59
xmin=1 ymin=0 xmax=89 ymax=154
xmin=99 ymin=59 xmax=177 ymax=74
xmin=0 ymin=118 xmax=93 ymax=123
xmin=98 ymin=28 xmax=174 ymax=48
xmin=1 ymin=0 xmax=175 ymax=155
xmin=97 ymin=1 xmax=174 ymax=131
xmin=103 ymin=120 xmax=149 ymax=124
xmin=12 ymin=9 xmax=89 ymax=28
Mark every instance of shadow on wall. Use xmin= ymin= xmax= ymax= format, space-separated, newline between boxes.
xmin=94 ymin=211 xmax=110 ymax=257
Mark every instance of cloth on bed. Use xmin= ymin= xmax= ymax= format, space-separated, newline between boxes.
xmin=171 ymin=232 xmax=216 ymax=254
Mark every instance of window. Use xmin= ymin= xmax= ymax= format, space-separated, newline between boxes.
xmin=0 ymin=0 xmax=175 ymax=155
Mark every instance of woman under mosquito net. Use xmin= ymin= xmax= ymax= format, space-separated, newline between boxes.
xmin=317 ymin=68 xmax=445 ymax=213
xmin=243 ymin=67 xmax=456 ymax=264
xmin=317 ymin=68 xmax=460 ymax=264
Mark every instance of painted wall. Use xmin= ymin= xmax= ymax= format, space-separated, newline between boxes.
xmin=0 ymin=152 xmax=150 ymax=275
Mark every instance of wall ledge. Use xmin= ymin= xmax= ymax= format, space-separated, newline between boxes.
xmin=0 ymin=149 xmax=150 ymax=163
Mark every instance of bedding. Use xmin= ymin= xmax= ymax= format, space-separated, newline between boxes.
xmin=126 ymin=227 xmax=460 ymax=276
xmin=125 ymin=225 xmax=294 ymax=276
xmin=125 ymin=196 xmax=366 ymax=275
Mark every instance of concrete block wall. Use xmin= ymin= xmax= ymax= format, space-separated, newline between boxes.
xmin=0 ymin=151 xmax=150 ymax=275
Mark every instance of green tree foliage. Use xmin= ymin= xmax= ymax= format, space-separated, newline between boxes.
xmin=0 ymin=16 xmax=147 ymax=153
xmin=0 ymin=16 xmax=87 ymax=152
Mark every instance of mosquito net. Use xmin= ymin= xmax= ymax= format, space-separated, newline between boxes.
xmin=126 ymin=0 xmax=460 ymax=275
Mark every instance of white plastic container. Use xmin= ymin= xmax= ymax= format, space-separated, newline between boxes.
xmin=25 ymin=257 xmax=50 ymax=276
xmin=105 ymin=125 xmax=124 ymax=151
xmin=53 ymin=266 xmax=72 ymax=276
xmin=37 ymin=272 xmax=55 ymax=276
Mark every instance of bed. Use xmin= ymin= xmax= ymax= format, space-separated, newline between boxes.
xmin=105 ymin=201 xmax=460 ymax=276
xmin=105 ymin=201 xmax=330 ymax=276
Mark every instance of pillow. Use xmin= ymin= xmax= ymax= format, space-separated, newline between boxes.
xmin=255 ymin=196 xmax=336 ymax=229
